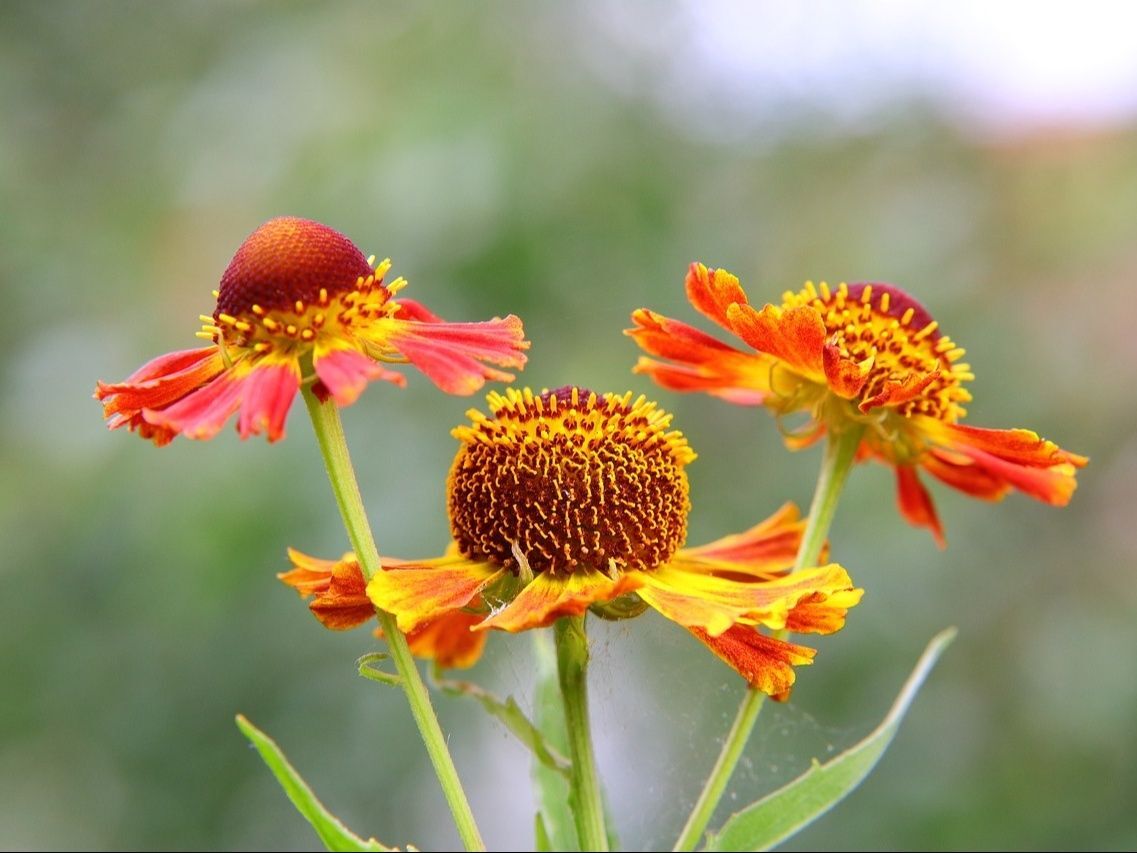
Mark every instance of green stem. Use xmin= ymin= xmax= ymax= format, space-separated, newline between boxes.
xmin=302 ymin=389 xmax=486 ymax=852
xmin=672 ymin=421 xmax=865 ymax=852
xmin=555 ymin=615 xmax=609 ymax=851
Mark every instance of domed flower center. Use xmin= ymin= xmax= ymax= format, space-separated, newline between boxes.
xmin=783 ymin=281 xmax=974 ymax=421
xmin=199 ymin=217 xmax=402 ymax=355
xmin=447 ymin=386 xmax=694 ymax=576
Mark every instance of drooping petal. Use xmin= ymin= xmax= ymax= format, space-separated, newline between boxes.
xmin=895 ymin=465 xmax=946 ymax=548
xmin=142 ymin=364 xmax=250 ymax=441
xmin=391 ymin=298 xmax=443 ymax=323
xmin=406 ymin=610 xmax=488 ymax=669
xmin=367 ymin=557 xmax=503 ymax=634
xmin=96 ymin=347 xmax=227 ymax=443
xmin=726 ymin=302 xmax=827 ymax=381
xmin=633 ymin=357 xmax=770 ymax=406
xmin=635 ymin=562 xmax=860 ymax=637
xmin=689 ymin=625 xmax=816 ymax=700
xmin=684 ymin=263 xmax=750 ymax=331
xmin=919 ymin=420 xmax=1086 ymax=505
xmin=382 ymin=314 xmax=529 ymax=395
xmin=673 ymin=502 xmax=805 ymax=575
xmin=313 ymin=343 xmax=405 ymax=406
xmin=474 ymin=570 xmax=641 ymax=633
xmin=278 ymin=551 xmax=375 ymax=630
xmin=628 ymin=308 xmax=757 ymax=366
xmin=627 ymin=308 xmax=773 ymax=405
xmin=923 ymin=449 xmax=1010 ymax=501
xmin=237 ymin=358 xmax=301 ymax=441
xmin=932 ymin=422 xmax=1089 ymax=468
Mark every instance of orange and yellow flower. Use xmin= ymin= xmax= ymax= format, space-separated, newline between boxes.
xmin=284 ymin=386 xmax=863 ymax=699
xmin=628 ymin=264 xmax=1087 ymax=546
xmin=95 ymin=217 xmax=529 ymax=444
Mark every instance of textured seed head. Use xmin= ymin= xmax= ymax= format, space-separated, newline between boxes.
xmin=447 ymin=387 xmax=695 ymax=576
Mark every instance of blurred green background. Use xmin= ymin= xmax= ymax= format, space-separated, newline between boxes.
xmin=2 ymin=2 xmax=1135 ymax=850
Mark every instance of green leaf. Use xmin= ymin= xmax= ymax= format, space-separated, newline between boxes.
xmin=235 ymin=714 xmax=407 ymax=852
xmin=535 ymin=811 xmax=553 ymax=852
xmin=532 ymin=630 xmax=580 ymax=852
xmin=704 ymin=627 xmax=957 ymax=852
xmin=432 ymin=667 xmax=571 ymax=778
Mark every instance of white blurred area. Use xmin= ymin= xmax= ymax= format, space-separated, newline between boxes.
xmin=585 ymin=0 xmax=1137 ymax=136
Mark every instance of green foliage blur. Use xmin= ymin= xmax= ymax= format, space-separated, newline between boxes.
xmin=2 ymin=2 xmax=1134 ymax=850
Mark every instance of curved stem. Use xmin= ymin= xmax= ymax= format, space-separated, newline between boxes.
xmin=303 ymin=389 xmax=485 ymax=852
xmin=672 ymin=422 xmax=865 ymax=852
xmin=555 ymin=615 xmax=609 ymax=851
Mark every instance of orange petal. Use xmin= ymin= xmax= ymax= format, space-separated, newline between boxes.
xmin=674 ymin=502 xmax=805 ymax=576
xmin=684 ymin=263 xmax=750 ymax=331
xmin=474 ymin=570 xmax=640 ymax=633
xmin=383 ymin=314 xmax=529 ymax=395
xmin=895 ymin=465 xmax=946 ymax=548
xmin=784 ymin=586 xmax=864 ymax=635
xmin=823 ymin=344 xmax=872 ymax=399
xmin=367 ymin=557 xmax=503 ymax=633
xmin=689 ymin=626 xmax=816 ymax=700
xmin=726 ymin=302 xmax=826 ymax=380
xmin=237 ymin=358 xmax=301 ymax=442
xmin=636 ymin=562 xmax=861 ymax=636
xmin=313 ymin=343 xmax=405 ymax=406
xmin=406 ymin=610 xmax=488 ymax=669
xmin=628 ymin=308 xmax=756 ymax=365
xmin=96 ymin=347 xmax=227 ymax=443
xmin=859 ymin=370 xmax=941 ymax=413
xmin=633 ymin=357 xmax=770 ymax=406
xmin=627 ymin=308 xmax=773 ymax=405
xmin=278 ymin=551 xmax=375 ymax=631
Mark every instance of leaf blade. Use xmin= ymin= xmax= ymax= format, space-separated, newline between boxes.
xmin=235 ymin=714 xmax=402 ymax=852
xmin=704 ymin=627 xmax=957 ymax=852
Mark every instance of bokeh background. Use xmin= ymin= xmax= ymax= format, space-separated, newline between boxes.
xmin=3 ymin=1 xmax=1135 ymax=850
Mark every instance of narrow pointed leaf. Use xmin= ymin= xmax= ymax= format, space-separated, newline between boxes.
xmin=235 ymin=714 xmax=405 ymax=852
xmin=704 ymin=627 xmax=957 ymax=852
xmin=532 ymin=631 xmax=580 ymax=852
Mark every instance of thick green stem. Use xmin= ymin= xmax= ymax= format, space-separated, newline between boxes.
xmin=302 ymin=389 xmax=485 ymax=852
xmin=555 ymin=615 xmax=609 ymax=852
xmin=672 ymin=421 xmax=865 ymax=852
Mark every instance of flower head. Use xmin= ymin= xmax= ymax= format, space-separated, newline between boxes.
xmin=285 ymin=386 xmax=862 ymax=699
xmin=96 ymin=217 xmax=529 ymax=444
xmin=628 ymin=264 xmax=1087 ymax=546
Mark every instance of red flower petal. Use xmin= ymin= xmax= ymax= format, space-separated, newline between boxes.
xmin=384 ymin=314 xmax=528 ymax=395
xmin=923 ymin=449 xmax=1009 ymax=500
xmin=314 ymin=345 xmax=406 ymax=407
xmin=237 ymin=360 xmax=301 ymax=442
xmin=895 ymin=465 xmax=946 ymax=548
xmin=142 ymin=367 xmax=249 ymax=441
xmin=96 ymin=347 xmax=226 ymax=438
